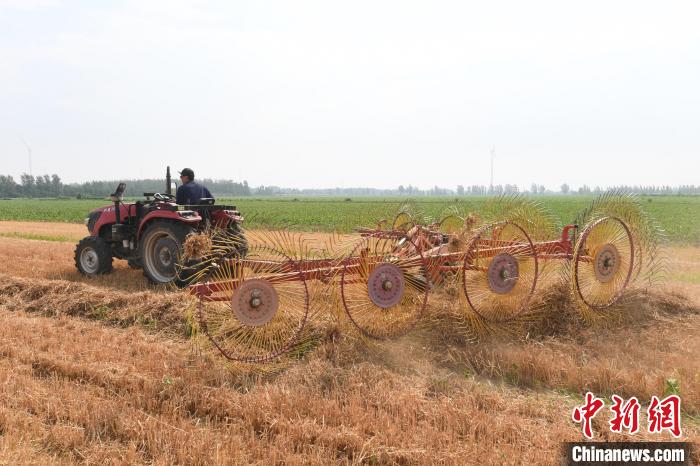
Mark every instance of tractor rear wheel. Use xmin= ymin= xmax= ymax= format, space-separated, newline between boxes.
xmin=140 ymin=221 xmax=195 ymax=286
xmin=75 ymin=236 xmax=113 ymax=276
xmin=227 ymin=222 xmax=248 ymax=258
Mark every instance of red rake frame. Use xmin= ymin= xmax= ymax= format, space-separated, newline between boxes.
xmin=189 ymin=218 xmax=635 ymax=362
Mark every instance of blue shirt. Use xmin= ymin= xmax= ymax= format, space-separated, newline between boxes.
xmin=176 ymin=181 xmax=213 ymax=205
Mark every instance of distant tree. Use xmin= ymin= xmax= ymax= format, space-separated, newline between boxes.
xmin=0 ymin=175 xmax=18 ymax=197
xmin=33 ymin=175 xmax=54 ymax=197
xmin=470 ymin=184 xmax=486 ymax=195
xmin=10 ymin=172 xmax=699 ymax=199
xmin=255 ymin=185 xmax=281 ymax=196
xmin=34 ymin=176 xmax=46 ymax=197
xmin=20 ymin=173 xmax=34 ymax=197
xmin=51 ymin=174 xmax=62 ymax=196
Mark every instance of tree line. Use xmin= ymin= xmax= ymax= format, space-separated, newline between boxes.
xmin=0 ymin=174 xmax=251 ymax=198
xmin=1 ymin=173 xmax=698 ymax=198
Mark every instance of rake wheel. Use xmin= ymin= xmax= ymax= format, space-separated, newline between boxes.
xmin=177 ymin=226 xmax=248 ymax=287
xmin=630 ymin=231 xmax=647 ymax=283
xmin=392 ymin=211 xmax=415 ymax=232
xmin=438 ymin=214 xmax=464 ymax=235
xmin=573 ymin=216 xmax=634 ymax=311
xmin=340 ymin=233 xmax=429 ymax=339
xmin=461 ymin=221 xmax=539 ymax=322
xmin=196 ymin=245 xmax=309 ymax=363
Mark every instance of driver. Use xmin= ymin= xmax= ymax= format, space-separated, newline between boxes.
xmin=176 ymin=168 xmax=214 ymax=205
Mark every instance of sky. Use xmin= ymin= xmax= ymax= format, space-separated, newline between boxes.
xmin=0 ymin=0 xmax=699 ymax=191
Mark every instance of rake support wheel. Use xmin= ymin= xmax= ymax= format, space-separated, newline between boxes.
xmin=196 ymin=245 xmax=309 ymax=363
xmin=573 ymin=216 xmax=634 ymax=311
xmin=461 ymin=221 xmax=539 ymax=322
xmin=340 ymin=233 xmax=429 ymax=339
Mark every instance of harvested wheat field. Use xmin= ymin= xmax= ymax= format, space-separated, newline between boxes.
xmin=1 ymin=221 xmax=699 ymax=465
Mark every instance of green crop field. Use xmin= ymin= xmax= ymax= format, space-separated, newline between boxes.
xmin=0 ymin=195 xmax=698 ymax=244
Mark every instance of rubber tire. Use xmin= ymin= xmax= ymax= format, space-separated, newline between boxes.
xmin=140 ymin=220 xmax=195 ymax=286
xmin=75 ymin=236 xmax=113 ymax=276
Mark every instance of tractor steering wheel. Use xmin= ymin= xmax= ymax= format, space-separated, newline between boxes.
xmin=153 ymin=192 xmax=176 ymax=201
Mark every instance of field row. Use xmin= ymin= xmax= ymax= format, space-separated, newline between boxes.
xmin=0 ymin=195 xmax=698 ymax=243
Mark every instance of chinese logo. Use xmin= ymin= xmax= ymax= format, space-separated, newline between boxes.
xmin=572 ymin=392 xmax=681 ymax=439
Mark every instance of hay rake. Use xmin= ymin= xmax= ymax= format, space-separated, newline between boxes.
xmin=187 ymin=193 xmax=660 ymax=364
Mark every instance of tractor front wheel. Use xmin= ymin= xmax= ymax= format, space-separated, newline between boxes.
xmin=75 ymin=236 xmax=113 ymax=276
xmin=140 ymin=221 xmax=195 ymax=286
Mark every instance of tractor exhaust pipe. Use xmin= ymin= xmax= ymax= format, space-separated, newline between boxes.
xmin=166 ymin=166 xmax=172 ymax=195
xmin=110 ymin=182 xmax=126 ymax=225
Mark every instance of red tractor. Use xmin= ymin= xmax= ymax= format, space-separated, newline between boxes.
xmin=74 ymin=173 xmax=246 ymax=286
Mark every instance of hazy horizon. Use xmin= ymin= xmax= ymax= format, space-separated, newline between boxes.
xmin=1 ymin=1 xmax=699 ymax=190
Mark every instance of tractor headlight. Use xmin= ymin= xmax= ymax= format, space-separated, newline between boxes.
xmin=84 ymin=217 xmax=90 ymax=225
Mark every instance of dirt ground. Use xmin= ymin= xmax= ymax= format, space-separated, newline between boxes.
xmin=0 ymin=221 xmax=88 ymax=241
xmin=0 ymin=221 xmax=698 ymax=465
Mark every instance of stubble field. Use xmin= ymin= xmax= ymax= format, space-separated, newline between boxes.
xmin=0 ymin=220 xmax=698 ymax=465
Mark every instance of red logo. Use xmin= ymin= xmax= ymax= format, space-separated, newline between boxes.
xmin=572 ymin=393 xmax=682 ymax=438
xmin=609 ymin=395 xmax=640 ymax=434
xmin=648 ymin=395 xmax=682 ymax=438
xmin=572 ymin=392 xmax=605 ymax=439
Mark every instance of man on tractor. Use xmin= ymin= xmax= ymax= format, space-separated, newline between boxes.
xmin=176 ymin=167 xmax=213 ymax=205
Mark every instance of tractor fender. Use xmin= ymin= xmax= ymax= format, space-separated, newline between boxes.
xmin=211 ymin=209 xmax=244 ymax=228
xmin=137 ymin=210 xmax=201 ymax=239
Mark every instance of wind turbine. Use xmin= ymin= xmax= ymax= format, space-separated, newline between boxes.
xmin=489 ymin=146 xmax=495 ymax=193
xmin=19 ymin=136 xmax=32 ymax=176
